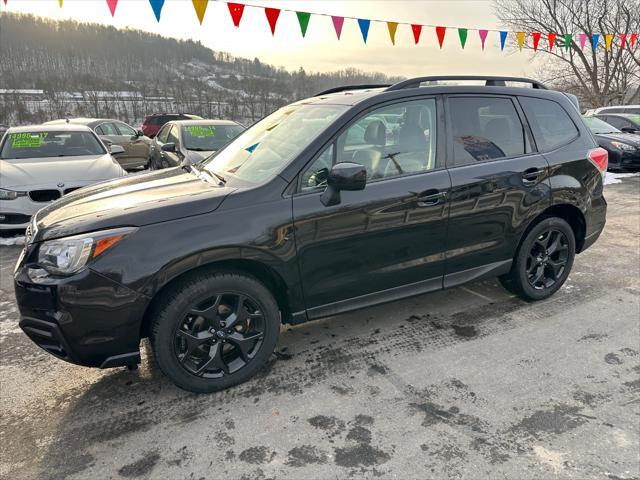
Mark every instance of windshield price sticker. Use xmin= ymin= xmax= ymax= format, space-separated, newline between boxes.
xmin=186 ymin=126 xmax=216 ymax=138
xmin=10 ymin=132 xmax=48 ymax=148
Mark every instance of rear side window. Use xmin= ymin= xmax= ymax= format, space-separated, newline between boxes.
xmin=519 ymin=97 xmax=578 ymax=151
xmin=448 ymin=96 xmax=528 ymax=166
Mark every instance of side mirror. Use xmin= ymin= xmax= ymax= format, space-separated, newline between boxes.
xmin=320 ymin=162 xmax=367 ymax=207
xmin=136 ymin=129 xmax=144 ymax=137
xmin=161 ymin=142 xmax=177 ymax=153
xmin=109 ymin=144 xmax=125 ymax=155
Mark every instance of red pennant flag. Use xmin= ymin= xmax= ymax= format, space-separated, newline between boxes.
xmin=264 ymin=7 xmax=280 ymax=36
xmin=548 ymin=32 xmax=557 ymax=51
xmin=332 ymin=16 xmax=344 ymax=40
xmin=411 ymin=24 xmax=423 ymax=44
xmin=227 ymin=3 xmax=244 ymax=27
xmin=436 ymin=26 xmax=446 ymax=48
xmin=106 ymin=0 xmax=118 ymax=16
xmin=2 ymin=0 xmax=7 ymax=5
xmin=478 ymin=29 xmax=489 ymax=50
xmin=532 ymin=32 xmax=541 ymax=51
xmin=618 ymin=33 xmax=627 ymax=49
xmin=630 ymin=33 xmax=637 ymax=49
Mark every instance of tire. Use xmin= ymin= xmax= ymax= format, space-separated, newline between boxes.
xmin=499 ymin=217 xmax=576 ymax=301
xmin=150 ymin=271 xmax=280 ymax=393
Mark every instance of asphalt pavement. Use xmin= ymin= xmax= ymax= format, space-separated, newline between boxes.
xmin=0 ymin=177 xmax=638 ymax=480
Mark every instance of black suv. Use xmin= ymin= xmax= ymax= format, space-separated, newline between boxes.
xmin=14 ymin=76 xmax=608 ymax=393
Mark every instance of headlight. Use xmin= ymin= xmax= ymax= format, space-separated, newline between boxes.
xmin=0 ymin=188 xmax=27 ymax=200
xmin=610 ymin=141 xmax=636 ymax=152
xmin=37 ymin=227 xmax=137 ymax=275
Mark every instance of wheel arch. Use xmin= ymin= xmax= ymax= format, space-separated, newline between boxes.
xmin=519 ymin=203 xmax=587 ymax=255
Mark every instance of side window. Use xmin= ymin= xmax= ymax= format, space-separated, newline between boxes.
xmin=335 ymin=98 xmax=438 ymax=181
xmin=167 ymin=126 xmax=180 ymax=147
xmin=519 ymin=97 xmax=579 ymax=151
xmin=300 ymin=144 xmax=334 ymax=192
xmin=98 ymin=122 xmax=119 ymax=136
xmin=95 ymin=125 xmax=105 ymax=135
xmin=449 ymin=96 xmax=528 ymax=166
xmin=116 ymin=122 xmax=136 ymax=136
xmin=157 ymin=125 xmax=170 ymax=143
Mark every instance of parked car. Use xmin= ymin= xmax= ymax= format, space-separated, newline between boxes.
xmin=141 ymin=113 xmax=203 ymax=138
xmin=15 ymin=76 xmax=608 ymax=393
xmin=0 ymin=124 xmax=125 ymax=231
xmin=45 ymin=118 xmax=151 ymax=170
xmin=0 ymin=124 xmax=8 ymax=140
xmin=593 ymin=113 xmax=640 ymax=134
xmin=584 ymin=105 xmax=640 ymax=115
xmin=583 ymin=116 xmax=640 ymax=171
xmin=149 ymin=120 xmax=245 ymax=169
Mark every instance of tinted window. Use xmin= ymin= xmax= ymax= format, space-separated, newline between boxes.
xmin=167 ymin=126 xmax=180 ymax=146
xmin=182 ymin=124 xmax=244 ymax=151
xmin=336 ymin=98 xmax=438 ymax=180
xmin=449 ymin=96 xmax=527 ymax=166
xmin=300 ymin=144 xmax=334 ymax=192
xmin=98 ymin=122 xmax=119 ymax=136
xmin=520 ymin=97 xmax=579 ymax=151
xmin=156 ymin=124 xmax=171 ymax=143
xmin=1 ymin=131 xmax=105 ymax=160
xmin=116 ymin=122 xmax=137 ymax=136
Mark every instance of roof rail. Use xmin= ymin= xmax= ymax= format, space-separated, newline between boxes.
xmin=315 ymin=84 xmax=390 ymax=96
xmin=385 ymin=76 xmax=547 ymax=91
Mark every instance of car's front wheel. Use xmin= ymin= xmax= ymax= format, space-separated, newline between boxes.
xmin=150 ymin=271 xmax=280 ymax=393
xmin=499 ymin=217 xmax=575 ymax=301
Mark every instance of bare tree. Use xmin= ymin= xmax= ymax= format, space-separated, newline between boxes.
xmin=496 ymin=0 xmax=640 ymax=107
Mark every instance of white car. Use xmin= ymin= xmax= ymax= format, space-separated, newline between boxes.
xmin=0 ymin=124 xmax=126 ymax=231
xmin=585 ymin=105 xmax=640 ymax=115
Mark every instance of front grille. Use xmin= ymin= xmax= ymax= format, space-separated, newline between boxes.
xmin=29 ymin=190 xmax=61 ymax=202
xmin=0 ymin=213 xmax=31 ymax=225
xmin=19 ymin=317 xmax=72 ymax=361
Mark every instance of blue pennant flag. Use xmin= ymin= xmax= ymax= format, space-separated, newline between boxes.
xmin=591 ymin=33 xmax=600 ymax=50
xmin=500 ymin=31 xmax=508 ymax=51
xmin=358 ymin=19 xmax=371 ymax=44
xmin=149 ymin=0 xmax=165 ymax=22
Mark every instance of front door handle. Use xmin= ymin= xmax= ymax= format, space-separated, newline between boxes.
xmin=522 ymin=168 xmax=542 ymax=185
xmin=413 ymin=189 xmax=447 ymax=207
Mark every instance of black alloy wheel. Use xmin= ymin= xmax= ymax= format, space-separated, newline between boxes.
xmin=526 ymin=229 xmax=570 ymax=290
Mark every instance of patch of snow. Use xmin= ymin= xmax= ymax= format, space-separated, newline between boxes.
xmin=0 ymin=236 xmax=25 ymax=246
xmin=604 ymin=171 xmax=640 ymax=185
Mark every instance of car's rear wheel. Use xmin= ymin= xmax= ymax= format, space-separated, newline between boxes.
xmin=150 ymin=271 xmax=280 ymax=393
xmin=499 ymin=217 xmax=575 ymax=301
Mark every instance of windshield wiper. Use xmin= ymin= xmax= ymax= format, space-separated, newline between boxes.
xmin=187 ymin=147 xmax=210 ymax=151
xmin=208 ymin=170 xmax=227 ymax=185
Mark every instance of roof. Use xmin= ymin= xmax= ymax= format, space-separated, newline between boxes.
xmin=44 ymin=118 xmax=103 ymax=127
xmin=167 ymin=119 xmax=241 ymax=127
xmin=6 ymin=124 xmax=93 ymax=133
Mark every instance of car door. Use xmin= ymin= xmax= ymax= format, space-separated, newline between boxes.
xmin=292 ymin=97 xmax=451 ymax=319
xmin=115 ymin=121 xmax=148 ymax=165
xmin=151 ymin=123 xmax=171 ymax=165
xmin=443 ymin=94 xmax=551 ymax=287
xmin=96 ymin=121 xmax=135 ymax=168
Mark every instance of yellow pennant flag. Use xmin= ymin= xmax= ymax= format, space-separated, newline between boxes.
xmin=516 ymin=32 xmax=526 ymax=50
xmin=604 ymin=33 xmax=614 ymax=50
xmin=387 ymin=22 xmax=399 ymax=45
xmin=192 ymin=0 xmax=208 ymax=25
xmin=58 ymin=0 xmax=63 ymax=7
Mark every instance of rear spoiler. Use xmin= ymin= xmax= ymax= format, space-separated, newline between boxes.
xmin=562 ymin=93 xmax=580 ymax=112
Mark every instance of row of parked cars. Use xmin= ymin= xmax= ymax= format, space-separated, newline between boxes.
xmin=0 ymin=114 xmax=246 ymax=231
xmin=582 ymin=106 xmax=640 ymax=171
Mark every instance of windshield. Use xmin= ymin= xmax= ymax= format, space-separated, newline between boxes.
xmin=203 ymin=104 xmax=347 ymax=184
xmin=626 ymin=114 xmax=640 ymax=125
xmin=0 ymin=130 xmax=106 ymax=160
xmin=583 ymin=117 xmax=621 ymax=134
xmin=182 ymin=124 xmax=244 ymax=151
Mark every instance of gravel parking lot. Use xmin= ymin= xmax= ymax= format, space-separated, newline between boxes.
xmin=1 ymin=177 xmax=639 ymax=480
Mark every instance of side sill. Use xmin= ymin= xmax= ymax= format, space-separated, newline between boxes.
xmin=443 ymin=260 xmax=512 ymax=289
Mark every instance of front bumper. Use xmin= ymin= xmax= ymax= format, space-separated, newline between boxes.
xmin=14 ymin=256 xmax=149 ymax=368
xmin=0 ymin=197 xmax=41 ymax=230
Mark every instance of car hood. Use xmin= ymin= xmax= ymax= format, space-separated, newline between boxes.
xmin=594 ymin=132 xmax=640 ymax=147
xmin=0 ymin=154 xmax=125 ymax=189
xmin=31 ymin=168 xmax=236 ymax=242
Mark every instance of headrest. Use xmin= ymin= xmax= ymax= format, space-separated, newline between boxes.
xmin=364 ymin=120 xmax=386 ymax=146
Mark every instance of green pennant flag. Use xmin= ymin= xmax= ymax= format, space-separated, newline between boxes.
xmin=458 ymin=28 xmax=468 ymax=49
xmin=564 ymin=33 xmax=572 ymax=50
xmin=296 ymin=11 xmax=311 ymax=37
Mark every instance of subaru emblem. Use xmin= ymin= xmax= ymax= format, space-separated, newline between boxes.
xmin=57 ymin=182 xmax=65 ymax=188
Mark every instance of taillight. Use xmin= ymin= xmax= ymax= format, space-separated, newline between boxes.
xmin=588 ymin=147 xmax=608 ymax=175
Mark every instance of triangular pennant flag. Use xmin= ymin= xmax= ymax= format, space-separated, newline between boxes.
xmin=411 ymin=24 xmax=422 ymax=44
xmin=149 ymin=0 xmax=164 ymax=22
xmin=458 ymin=28 xmax=468 ymax=49
xmin=265 ymin=8 xmax=280 ymax=35
xmin=579 ymin=33 xmax=588 ymax=49
xmin=106 ymin=0 xmax=118 ymax=16
xmin=296 ymin=12 xmax=311 ymax=37
xmin=631 ymin=33 xmax=638 ymax=49
xmin=619 ymin=33 xmax=627 ymax=49
xmin=436 ymin=26 xmax=446 ymax=48
xmin=387 ymin=22 xmax=398 ymax=45
xmin=500 ymin=31 xmax=508 ymax=51
xmin=591 ymin=33 xmax=600 ymax=50
xmin=192 ymin=0 xmax=208 ymax=24
xmin=479 ymin=29 xmax=489 ymax=50
xmin=332 ymin=16 xmax=344 ymax=40
xmin=564 ymin=33 xmax=572 ymax=50
xmin=2 ymin=0 xmax=6 ymax=5
xmin=59 ymin=0 xmax=63 ymax=7
xmin=358 ymin=19 xmax=371 ymax=44
xmin=532 ymin=32 xmax=541 ymax=51
xmin=516 ymin=32 xmax=526 ymax=50
xmin=548 ymin=32 xmax=557 ymax=51
xmin=604 ymin=33 xmax=613 ymax=50
xmin=227 ymin=3 xmax=245 ymax=27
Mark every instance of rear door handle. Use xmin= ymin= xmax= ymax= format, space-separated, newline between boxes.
xmin=413 ymin=189 xmax=447 ymax=207
xmin=522 ymin=168 xmax=542 ymax=184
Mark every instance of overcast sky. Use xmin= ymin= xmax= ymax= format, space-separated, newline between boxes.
xmin=2 ymin=0 xmax=539 ymax=77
